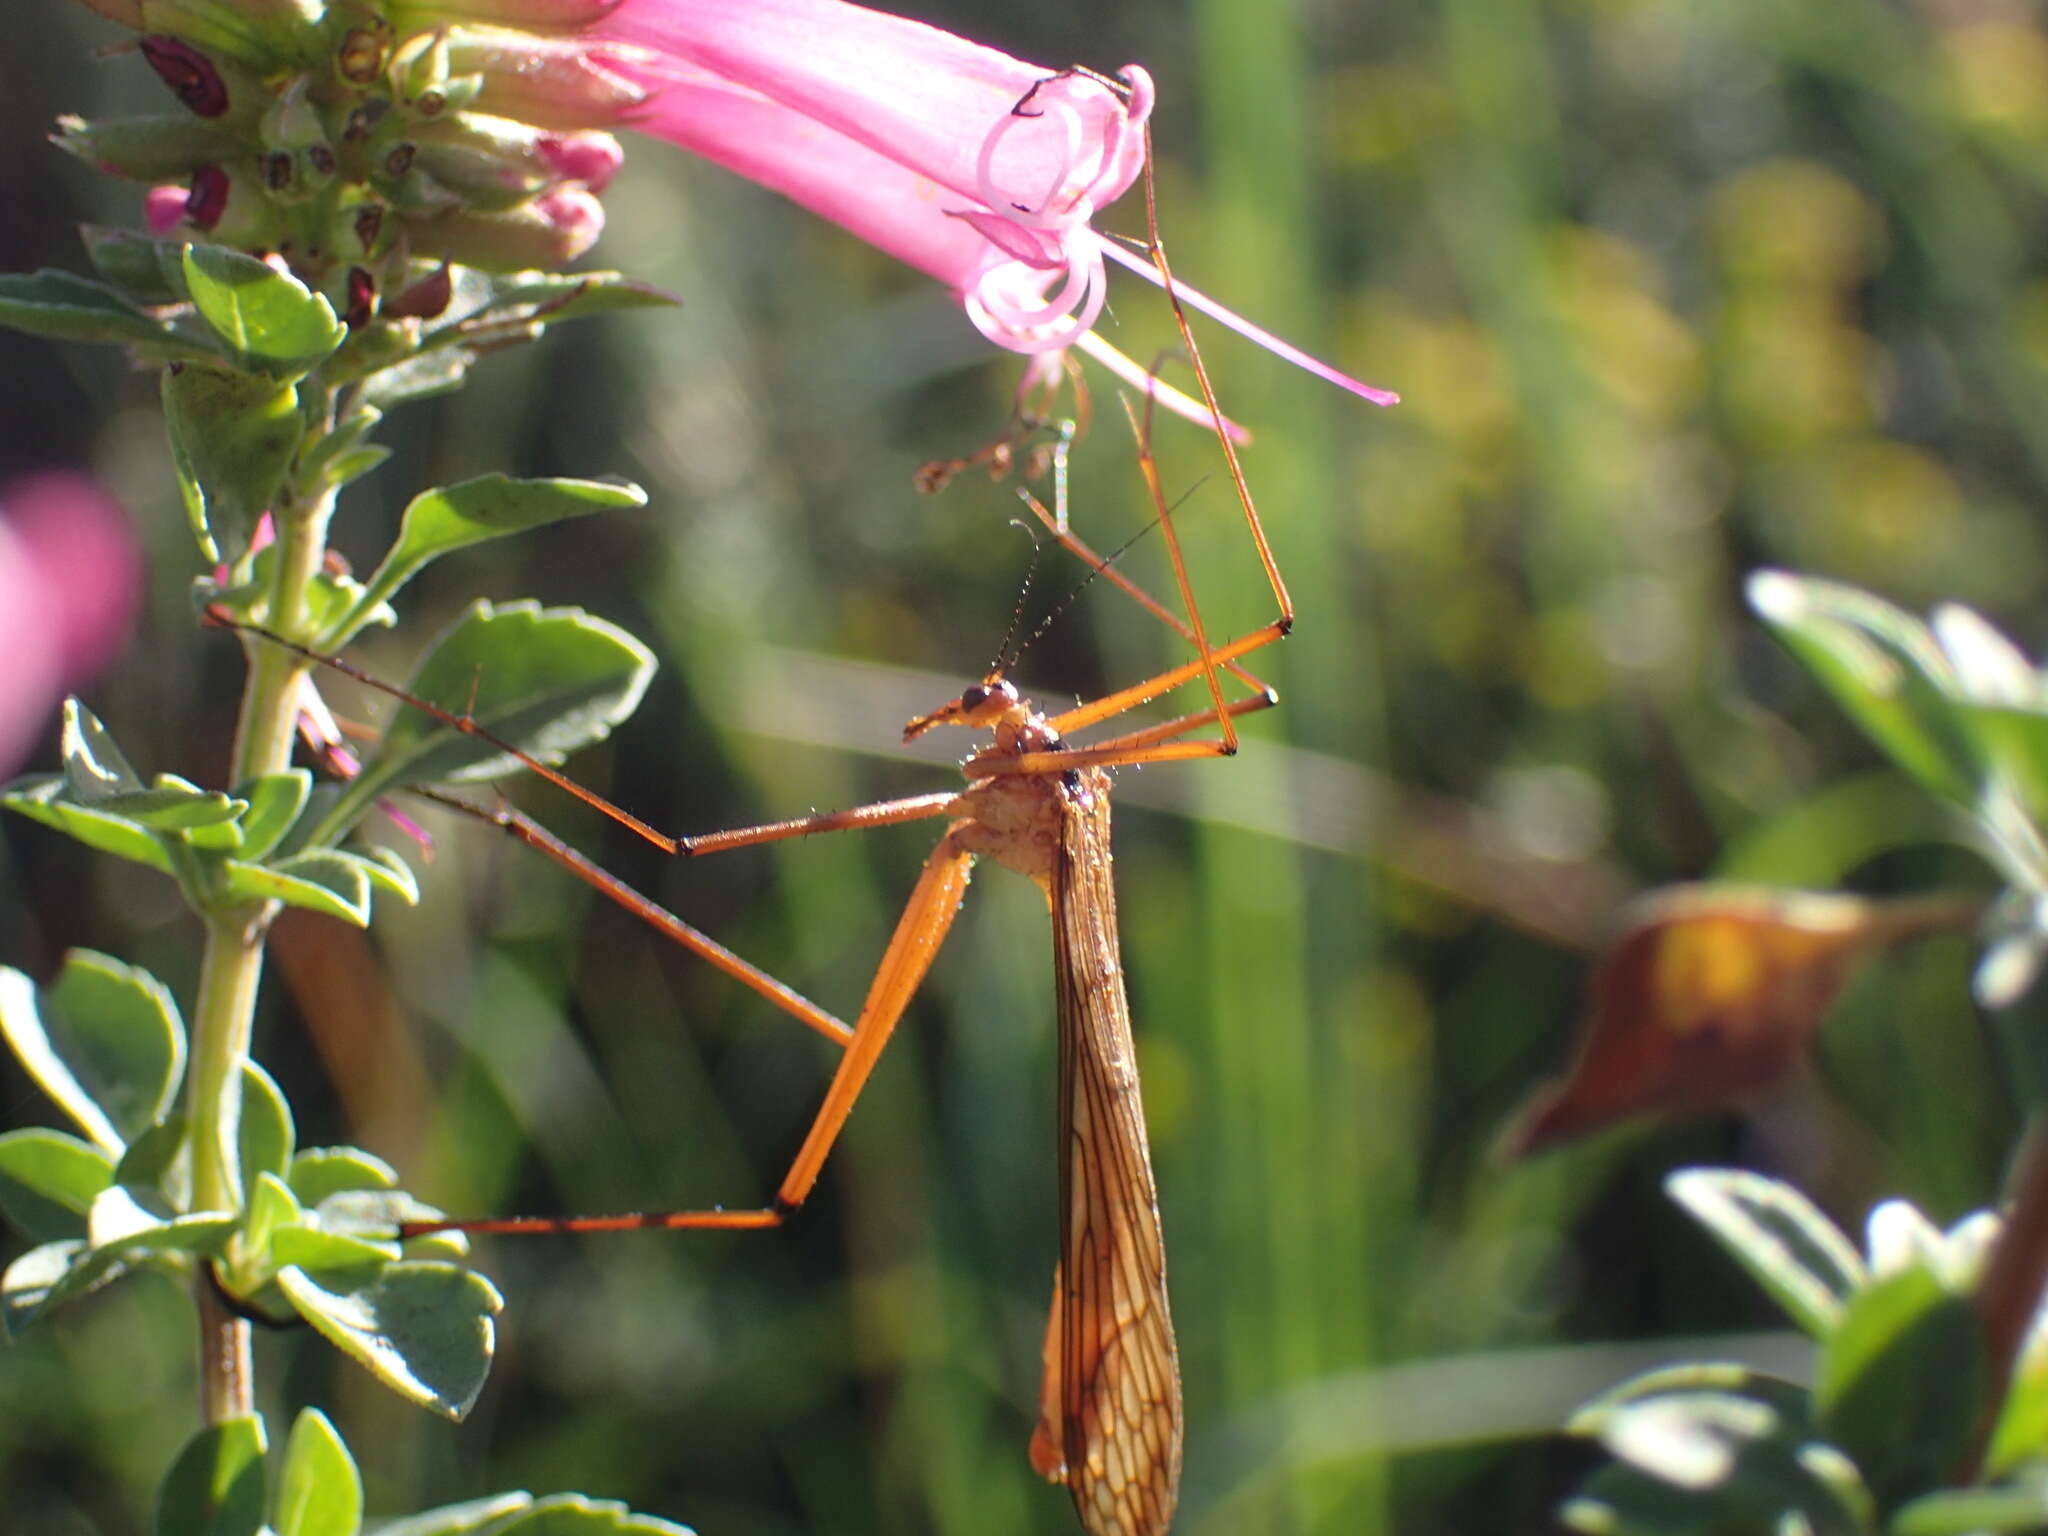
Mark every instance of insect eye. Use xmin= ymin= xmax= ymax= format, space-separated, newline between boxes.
xmin=959 ymin=684 xmax=991 ymax=710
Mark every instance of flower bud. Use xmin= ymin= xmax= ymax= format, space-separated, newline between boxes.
xmin=182 ymin=162 xmax=282 ymax=246
xmin=140 ymin=33 xmax=227 ymax=116
xmin=142 ymin=187 xmax=188 ymax=236
xmin=409 ymin=111 xmax=583 ymax=209
xmin=536 ymin=129 xmax=622 ymax=192
xmin=441 ymin=26 xmax=650 ymax=129
xmin=334 ymin=21 xmax=391 ymax=87
xmin=406 ymin=185 xmax=602 ymax=269
xmin=136 ymin=0 xmax=320 ymax=69
xmin=257 ymin=77 xmax=336 ymax=202
xmin=52 ymin=113 xmax=236 ymax=181
xmin=387 ymin=0 xmax=624 ymax=35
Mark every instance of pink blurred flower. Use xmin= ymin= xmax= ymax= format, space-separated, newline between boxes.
xmin=594 ymin=0 xmax=1396 ymax=417
xmin=143 ymin=183 xmax=188 ymax=235
xmin=0 ymin=473 xmax=143 ymax=777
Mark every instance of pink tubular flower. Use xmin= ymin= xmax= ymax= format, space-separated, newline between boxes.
xmin=593 ymin=0 xmax=1396 ymax=421
xmin=0 ymin=473 xmax=142 ymax=777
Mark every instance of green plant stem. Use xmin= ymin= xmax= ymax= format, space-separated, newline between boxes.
xmin=186 ymin=464 xmax=338 ymax=1424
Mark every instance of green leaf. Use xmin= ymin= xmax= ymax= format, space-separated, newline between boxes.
xmin=277 ymin=1409 xmax=362 ymax=1536
xmin=239 ymin=1060 xmax=296 ymax=1195
xmin=1666 ymin=1169 xmax=1865 ymax=1336
xmin=0 ymin=268 xmax=207 ymax=351
xmin=2 ymin=1240 xmax=131 ymax=1336
xmin=0 ymin=1129 xmax=115 ymax=1244
xmin=115 ymin=1116 xmax=191 ymax=1204
xmin=320 ymin=445 xmax=392 ymax=494
xmin=312 ymin=1191 xmax=469 ymax=1260
xmin=338 ymin=601 xmax=653 ymax=824
xmin=97 ymin=775 xmax=247 ymax=831
xmin=156 ymin=1417 xmax=268 ymax=1536
xmin=82 ymin=226 xmax=192 ymax=305
xmin=61 ymin=697 xmax=146 ymax=802
xmin=1748 ymin=571 xmax=1982 ymax=806
xmin=219 ymin=854 xmax=372 ymax=927
xmin=182 ymin=245 xmax=345 ymax=373
xmin=427 ymin=269 xmax=676 ymax=345
xmin=0 ymin=951 xmax=186 ymax=1154
xmin=279 ymin=1261 xmax=503 ymax=1420
xmin=339 ymin=476 xmax=646 ymax=641
xmin=1814 ymin=1266 xmax=1984 ymax=1507
xmin=87 ymin=1185 xmax=234 ymax=1255
xmin=365 ymin=349 xmax=474 ymax=405
xmin=1571 ymin=1364 xmax=1815 ymax=1435
xmin=241 ymin=1172 xmax=302 ymax=1262
xmin=4 ymin=775 xmax=175 ymax=873
xmin=358 ymin=846 xmax=420 ymax=905
xmin=289 ymin=1147 xmax=398 ymax=1206
xmin=233 ymin=771 xmax=312 ymax=862
xmin=1893 ymin=1484 xmax=2048 ymax=1535
xmin=269 ymin=1225 xmax=399 ymax=1272
xmin=296 ymin=406 xmax=383 ymax=488
xmin=492 ymin=1496 xmax=697 ymax=1536
xmin=364 ymin=1494 xmax=534 ymax=1536
xmin=163 ymin=362 xmax=303 ymax=564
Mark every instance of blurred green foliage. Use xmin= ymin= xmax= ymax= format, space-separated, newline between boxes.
xmin=4 ymin=0 xmax=2048 ymax=1531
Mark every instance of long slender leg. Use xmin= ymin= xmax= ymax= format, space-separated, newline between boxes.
xmin=400 ymin=832 xmax=977 ymax=1237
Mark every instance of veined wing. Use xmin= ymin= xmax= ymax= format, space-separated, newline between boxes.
xmin=1036 ymin=773 xmax=1182 ymax=1536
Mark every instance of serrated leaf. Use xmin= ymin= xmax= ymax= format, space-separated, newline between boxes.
xmin=278 ymin=1409 xmax=362 ymax=1536
xmin=1748 ymin=570 xmax=1982 ymax=806
xmin=156 ymin=1417 xmax=268 ymax=1536
xmin=163 ymin=361 xmax=303 ymax=563
xmin=5 ymin=774 xmax=175 ymax=872
xmin=339 ymin=476 xmax=645 ymax=639
xmin=279 ymin=1261 xmax=503 ymax=1420
xmin=337 ymin=602 xmax=652 ymax=824
xmin=0 ymin=1129 xmax=114 ymax=1244
xmin=1667 ymin=1169 xmax=1865 ymax=1335
xmin=220 ymin=854 xmax=372 ymax=926
xmin=233 ymin=771 xmax=312 ymax=862
xmin=0 ymin=268 xmax=206 ymax=350
xmin=239 ymin=1060 xmax=295 ymax=1195
xmin=0 ymin=951 xmax=186 ymax=1154
xmin=366 ymin=1494 xmax=534 ymax=1536
xmin=289 ymin=1147 xmax=398 ymax=1206
xmin=182 ymin=245 xmax=345 ymax=373
xmin=2 ymin=1240 xmax=130 ymax=1336
xmin=1813 ymin=1266 xmax=1984 ymax=1506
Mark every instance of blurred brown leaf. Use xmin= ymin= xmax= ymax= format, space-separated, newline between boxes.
xmin=1504 ymin=885 xmax=1980 ymax=1156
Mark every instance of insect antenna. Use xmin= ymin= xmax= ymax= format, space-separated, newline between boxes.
xmin=988 ymin=518 xmax=1047 ymax=677
xmin=1007 ymin=480 xmax=1203 ymax=672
